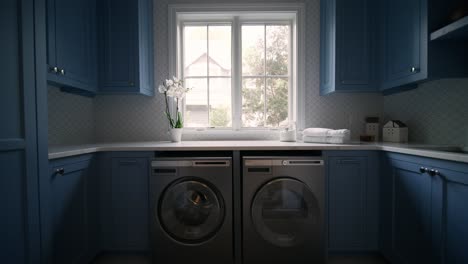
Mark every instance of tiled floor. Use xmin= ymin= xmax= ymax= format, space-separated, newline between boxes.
xmin=92 ymin=254 xmax=389 ymax=264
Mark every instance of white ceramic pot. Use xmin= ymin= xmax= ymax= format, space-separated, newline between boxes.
xmin=169 ymin=128 xmax=183 ymax=142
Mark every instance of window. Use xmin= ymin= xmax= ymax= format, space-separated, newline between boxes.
xmin=169 ymin=4 xmax=305 ymax=131
xmin=241 ymin=24 xmax=290 ymax=128
xmin=183 ymin=24 xmax=232 ymax=128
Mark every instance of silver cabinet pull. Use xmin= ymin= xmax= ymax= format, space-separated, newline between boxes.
xmin=60 ymin=69 xmax=65 ymax=75
xmin=420 ymin=167 xmax=428 ymax=174
xmin=50 ymin=66 xmax=59 ymax=73
xmin=410 ymin=67 xmax=419 ymax=73
xmin=55 ymin=168 xmax=65 ymax=175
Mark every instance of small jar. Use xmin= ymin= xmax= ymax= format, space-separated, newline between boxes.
xmin=280 ymin=122 xmax=297 ymax=142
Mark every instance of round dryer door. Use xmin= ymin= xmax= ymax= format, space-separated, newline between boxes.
xmin=158 ymin=179 xmax=225 ymax=244
xmin=251 ymin=178 xmax=320 ymax=247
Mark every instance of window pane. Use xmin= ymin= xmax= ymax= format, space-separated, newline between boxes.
xmin=209 ymin=78 xmax=232 ymax=127
xmin=242 ymin=25 xmax=265 ymax=76
xmin=266 ymin=25 xmax=289 ymax=76
xmin=242 ymin=78 xmax=265 ymax=127
xmin=184 ymin=26 xmax=207 ymax=76
xmin=266 ymin=78 xmax=289 ymax=127
xmin=209 ymin=26 xmax=231 ymax=76
xmin=185 ymin=78 xmax=208 ymax=127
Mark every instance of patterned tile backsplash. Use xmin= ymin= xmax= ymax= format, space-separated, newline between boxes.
xmin=48 ymin=87 xmax=95 ymax=145
xmin=47 ymin=0 xmax=468 ymax=146
xmin=384 ymin=79 xmax=468 ymax=146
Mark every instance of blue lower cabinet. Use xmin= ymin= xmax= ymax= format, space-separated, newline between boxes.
xmin=382 ymin=153 xmax=468 ymax=264
xmin=384 ymin=155 xmax=433 ymax=263
xmin=99 ymin=152 xmax=152 ymax=252
xmin=45 ymin=154 xmax=96 ymax=264
xmin=431 ymin=160 xmax=468 ymax=264
xmin=324 ymin=151 xmax=379 ymax=252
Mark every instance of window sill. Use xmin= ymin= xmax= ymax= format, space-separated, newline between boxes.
xmin=182 ymin=128 xmax=281 ymax=141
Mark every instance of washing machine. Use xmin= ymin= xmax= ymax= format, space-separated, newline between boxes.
xmin=243 ymin=156 xmax=325 ymax=264
xmin=150 ymin=157 xmax=233 ymax=264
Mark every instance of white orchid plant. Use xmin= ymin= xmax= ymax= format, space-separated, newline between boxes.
xmin=158 ymin=76 xmax=190 ymax=129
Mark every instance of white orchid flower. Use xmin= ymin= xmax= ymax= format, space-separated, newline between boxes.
xmin=165 ymin=79 xmax=174 ymax=86
xmin=158 ymin=84 xmax=167 ymax=93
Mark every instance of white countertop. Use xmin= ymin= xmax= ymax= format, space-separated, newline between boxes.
xmin=48 ymin=141 xmax=468 ymax=163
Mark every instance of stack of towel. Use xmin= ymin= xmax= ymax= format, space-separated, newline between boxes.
xmin=302 ymin=128 xmax=350 ymax=144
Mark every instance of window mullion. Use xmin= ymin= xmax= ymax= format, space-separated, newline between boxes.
xmin=263 ymin=24 xmax=267 ymax=127
xmin=206 ymin=25 xmax=210 ymax=127
xmin=232 ymin=17 xmax=241 ymax=130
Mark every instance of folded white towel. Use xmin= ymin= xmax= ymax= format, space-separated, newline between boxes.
xmin=303 ymin=135 xmax=350 ymax=144
xmin=302 ymin=128 xmax=332 ymax=137
xmin=328 ymin=135 xmax=350 ymax=144
xmin=302 ymin=129 xmax=351 ymax=144
xmin=328 ymin=129 xmax=350 ymax=137
xmin=302 ymin=136 xmax=328 ymax=143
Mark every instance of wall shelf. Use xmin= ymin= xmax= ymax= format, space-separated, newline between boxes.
xmin=431 ymin=16 xmax=468 ymax=40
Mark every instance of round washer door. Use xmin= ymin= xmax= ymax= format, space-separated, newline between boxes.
xmin=251 ymin=178 xmax=320 ymax=247
xmin=158 ymin=179 xmax=225 ymax=244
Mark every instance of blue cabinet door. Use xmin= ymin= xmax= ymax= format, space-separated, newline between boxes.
xmin=48 ymin=156 xmax=93 ymax=264
xmin=325 ymin=151 xmax=379 ymax=252
xmin=47 ymin=0 xmax=97 ymax=94
xmin=382 ymin=153 xmax=434 ymax=264
xmin=98 ymin=0 xmax=137 ymax=92
xmin=319 ymin=0 xmax=336 ymax=94
xmin=320 ymin=0 xmax=377 ymax=95
xmin=380 ymin=0 xmax=427 ymax=91
xmin=431 ymin=162 xmax=468 ymax=264
xmin=389 ymin=157 xmax=432 ymax=263
xmin=0 ymin=0 xmax=41 ymax=263
xmin=99 ymin=152 xmax=151 ymax=251
xmin=335 ymin=0 xmax=375 ymax=92
xmin=98 ymin=0 xmax=154 ymax=96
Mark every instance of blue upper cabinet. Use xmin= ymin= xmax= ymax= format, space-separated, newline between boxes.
xmin=325 ymin=151 xmax=379 ymax=252
xmin=97 ymin=0 xmax=154 ymax=96
xmin=47 ymin=0 xmax=97 ymax=95
xmin=320 ymin=0 xmax=378 ymax=95
xmin=380 ymin=0 xmax=426 ymax=91
xmin=379 ymin=0 xmax=468 ymax=93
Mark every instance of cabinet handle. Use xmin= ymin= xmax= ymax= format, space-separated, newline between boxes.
xmin=410 ymin=67 xmax=419 ymax=73
xmin=50 ymin=66 xmax=59 ymax=73
xmin=338 ymin=159 xmax=359 ymax=164
xmin=119 ymin=160 xmax=138 ymax=165
xmin=60 ymin=69 xmax=65 ymax=75
xmin=428 ymin=169 xmax=440 ymax=177
xmin=419 ymin=167 xmax=428 ymax=174
xmin=55 ymin=168 xmax=65 ymax=175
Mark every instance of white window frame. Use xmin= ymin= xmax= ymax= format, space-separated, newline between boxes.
xmin=168 ymin=3 xmax=305 ymax=134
